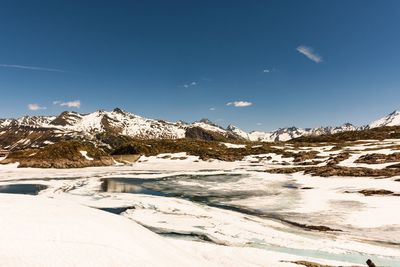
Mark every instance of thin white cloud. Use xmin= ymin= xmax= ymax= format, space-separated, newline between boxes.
xmin=59 ymin=100 xmax=81 ymax=108
xmin=0 ymin=64 xmax=66 ymax=72
xmin=263 ymin=69 xmax=270 ymax=73
xmin=209 ymin=107 xmax=216 ymax=111
xmin=28 ymin=103 xmax=46 ymax=111
xmin=256 ymin=122 xmax=262 ymax=126
xmin=226 ymin=101 xmax=253 ymax=107
xmin=182 ymin=81 xmax=197 ymax=88
xmin=296 ymin=45 xmax=322 ymax=63
xmin=52 ymin=100 xmax=61 ymax=105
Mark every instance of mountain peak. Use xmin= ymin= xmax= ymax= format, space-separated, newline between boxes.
xmin=342 ymin=122 xmax=354 ymax=127
xmin=112 ymin=107 xmax=125 ymax=114
xmin=368 ymin=110 xmax=400 ymax=129
xmin=226 ymin=124 xmax=237 ymax=130
xmin=226 ymin=124 xmax=249 ymax=139
xmin=198 ymin=118 xmax=215 ymax=125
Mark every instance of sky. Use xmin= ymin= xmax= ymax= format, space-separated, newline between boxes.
xmin=1 ymin=0 xmax=400 ymax=131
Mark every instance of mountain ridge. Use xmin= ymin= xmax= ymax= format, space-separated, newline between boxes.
xmin=1 ymin=108 xmax=399 ymax=150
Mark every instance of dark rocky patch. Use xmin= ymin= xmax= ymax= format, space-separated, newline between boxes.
xmin=358 ymin=189 xmax=394 ymax=196
xmin=326 ymin=152 xmax=351 ymax=166
xmin=268 ymin=165 xmax=400 ymax=177
xmin=386 ymin=163 xmax=400 ymax=169
xmin=1 ymin=141 xmax=113 ymax=168
xmin=185 ymin=126 xmax=229 ymax=141
xmin=280 ymin=219 xmax=342 ymax=232
xmin=293 ymin=151 xmax=319 ymax=163
xmin=355 ymin=153 xmax=400 ymax=164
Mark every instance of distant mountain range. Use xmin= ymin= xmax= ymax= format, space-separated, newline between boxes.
xmin=0 ymin=108 xmax=399 ymax=150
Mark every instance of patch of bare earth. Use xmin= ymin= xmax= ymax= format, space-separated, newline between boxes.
xmin=268 ymin=165 xmax=400 ymax=177
xmin=355 ymin=153 xmax=400 ymax=164
xmin=326 ymin=152 xmax=351 ymax=166
xmin=281 ymin=219 xmax=342 ymax=232
xmin=354 ymin=189 xmax=399 ymax=196
xmin=0 ymin=141 xmax=114 ymax=168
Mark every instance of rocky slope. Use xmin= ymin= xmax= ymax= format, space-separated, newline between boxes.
xmin=1 ymin=141 xmax=114 ymax=168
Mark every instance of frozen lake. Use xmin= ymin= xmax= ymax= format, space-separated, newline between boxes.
xmin=98 ymin=172 xmax=400 ymax=266
xmin=0 ymin=155 xmax=399 ymax=266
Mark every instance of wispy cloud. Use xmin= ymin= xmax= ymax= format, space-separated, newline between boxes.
xmin=262 ymin=67 xmax=277 ymax=74
xmin=28 ymin=103 xmax=46 ymax=111
xmin=256 ymin=122 xmax=262 ymax=126
xmin=0 ymin=64 xmax=66 ymax=72
xmin=209 ymin=107 xmax=216 ymax=111
xmin=183 ymin=81 xmax=197 ymax=88
xmin=59 ymin=100 xmax=81 ymax=108
xmin=226 ymin=101 xmax=253 ymax=107
xmin=296 ymin=45 xmax=323 ymax=63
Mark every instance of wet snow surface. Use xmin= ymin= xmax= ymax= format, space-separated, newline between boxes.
xmin=1 ymin=141 xmax=400 ymax=266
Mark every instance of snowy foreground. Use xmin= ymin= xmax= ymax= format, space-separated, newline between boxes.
xmin=0 ymin=194 xmax=207 ymax=267
xmin=1 ymin=140 xmax=400 ymax=266
xmin=0 ymin=195 xmax=359 ymax=267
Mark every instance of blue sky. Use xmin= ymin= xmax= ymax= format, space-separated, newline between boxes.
xmin=1 ymin=0 xmax=400 ymax=131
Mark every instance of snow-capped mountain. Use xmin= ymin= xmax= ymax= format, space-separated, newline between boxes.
xmin=368 ymin=110 xmax=400 ymax=128
xmin=1 ymin=108 xmax=399 ymax=150
xmin=0 ymin=109 xmax=240 ymax=150
xmin=0 ymin=116 xmax=56 ymax=128
xmin=226 ymin=124 xmax=250 ymax=140
xmin=192 ymin=119 xmax=228 ymax=136
xmin=0 ymin=108 xmax=187 ymax=143
xmin=247 ymin=123 xmax=358 ymax=142
xmin=48 ymin=109 xmax=187 ymax=139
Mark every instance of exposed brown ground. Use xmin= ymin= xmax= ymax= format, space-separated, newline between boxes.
xmin=267 ymin=165 xmax=400 ymax=177
xmin=1 ymin=141 xmax=114 ymax=168
xmin=355 ymin=153 xmax=400 ymax=164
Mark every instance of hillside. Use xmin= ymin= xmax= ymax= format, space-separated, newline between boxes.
xmin=1 ymin=141 xmax=114 ymax=168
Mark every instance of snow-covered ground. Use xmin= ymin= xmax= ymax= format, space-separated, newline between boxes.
xmin=80 ymin=150 xmax=94 ymax=160
xmin=1 ymin=143 xmax=400 ymax=266
xmin=0 ymin=194 xmax=209 ymax=267
xmin=220 ymin=142 xmax=247 ymax=148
